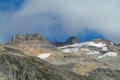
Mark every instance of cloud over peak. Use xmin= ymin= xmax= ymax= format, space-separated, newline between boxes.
xmin=0 ymin=0 xmax=120 ymax=43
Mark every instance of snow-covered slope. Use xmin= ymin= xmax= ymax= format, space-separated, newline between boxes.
xmin=59 ymin=41 xmax=106 ymax=50
xmin=58 ymin=40 xmax=119 ymax=59
xmin=59 ymin=41 xmax=106 ymax=52
xmin=98 ymin=52 xmax=118 ymax=58
xmin=46 ymin=39 xmax=120 ymax=78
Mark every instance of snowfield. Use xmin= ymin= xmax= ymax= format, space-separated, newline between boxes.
xmin=86 ymin=41 xmax=106 ymax=48
xmin=38 ymin=53 xmax=52 ymax=59
xmin=102 ymin=47 xmax=108 ymax=51
xmin=81 ymin=48 xmax=100 ymax=55
xmin=62 ymin=48 xmax=79 ymax=53
xmin=59 ymin=41 xmax=106 ymax=49
xmin=59 ymin=41 xmax=107 ymax=53
xmin=57 ymin=40 xmax=119 ymax=60
xmin=87 ymin=51 xmax=99 ymax=55
xmin=98 ymin=52 xmax=118 ymax=58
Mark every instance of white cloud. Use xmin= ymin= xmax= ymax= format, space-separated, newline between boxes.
xmin=0 ymin=0 xmax=120 ymax=43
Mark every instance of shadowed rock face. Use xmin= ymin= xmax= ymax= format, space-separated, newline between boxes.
xmin=115 ymin=44 xmax=120 ymax=47
xmin=0 ymin=45 xmax=90 ymax=80
xmin=65 ymin=36 xmax=80 ymax=45
xmin=53 ymin=36 xmax=80 ymax=47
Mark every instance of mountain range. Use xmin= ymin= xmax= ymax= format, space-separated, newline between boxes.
xmin=0 ymin=33 xmax=120 ymax=80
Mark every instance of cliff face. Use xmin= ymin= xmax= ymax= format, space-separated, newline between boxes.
xmin=0 ymin=45 xmax=90 ymax=80
xmin=7 ymin=33 xmax=57 ymax=50
xmin=6 ymin=33 xmax=58 ymax=56
xmin=8 ymin=33 xmax=44 ymax=43
xmin=65 ymin=36 xmax=80 ymax=45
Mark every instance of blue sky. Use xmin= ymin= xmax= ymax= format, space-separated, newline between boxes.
xmin=0 ymin=0 xmax=120 ymax=43
xmin=0 ymin=0 xmax=24 ymax=11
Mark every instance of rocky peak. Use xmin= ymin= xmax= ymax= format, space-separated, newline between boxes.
xmin=92 ymin=38 xmax=113 ymax=45
xmin=8 ymin=33 xmax=45 ymax=44
xmin=52 ymin=36 xmax=80 ymax=47
xmin=65 ymin=36 xmax=80 ymax=45
xmin=7 ymin=33 xmax=58 ymax=52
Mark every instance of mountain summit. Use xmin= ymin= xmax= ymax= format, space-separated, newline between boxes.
xmin=7 ymin=33 xmax=46 ymax=44
xmin=53 ymin=36 xmax=80 ymax=47
xmin=6 ymin=33 xmax=58 ymax=56
xmin=65 ymin=36 xmax=80 ymax=45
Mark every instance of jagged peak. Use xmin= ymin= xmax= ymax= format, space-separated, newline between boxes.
xmin=65 ymin=36 xmax=80 ymax=45
xmin=7 ymin=33 xmax=46 ymax=44
xmin=6 ymin=33 xmax=58 ymax=51
xmin=52 ymin=36 xmax=80 ymax=47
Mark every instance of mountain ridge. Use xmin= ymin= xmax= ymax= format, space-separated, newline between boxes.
xmin=1 ymin=33 xmax=120 ymax=80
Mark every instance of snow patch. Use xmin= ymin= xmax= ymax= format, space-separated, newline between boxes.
xmin=111 ymin=42 xmax=114 ymax=45
xmin=87 ymin=51 xmax=99 ymax=55
xmin=62 ymin=48 xmax=79 ymax=53
xmin=81 ymin=48 xmax=90 ymax=52
xmin=98 ymin=52 xmax=118 ymax=58
xmin=82 ymin=48 xmax=100 ymax=55
xmin=86 ymin=41 xmax=106 ymax=48
xmin=102 ymin=47 xmax=108 ymax=51
xmin=38 ymin=53 xmax=51 ymax=59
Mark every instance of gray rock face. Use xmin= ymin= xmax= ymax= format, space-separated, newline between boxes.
xmin=8 ymin=33 xmax=45 ymax=43
xmin=65 ymin=36 xmax=80 ymax=45
xmin=53 ymin=36 xmax=80 ymax=47
xmin=115 ymin=44 xmax=120 ymax=47
xmin=6 ymin=33 xmax=58 ymax=51
xmin=87 ymin=68 xmax=120 ymax=80
xmin=0 ymin=45 xmax=90 ymax=80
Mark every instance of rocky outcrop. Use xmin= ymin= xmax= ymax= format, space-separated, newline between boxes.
xmin=53 ymin=36 xmax=80 ymax=47
xmin=8 ymin=33 xmax=46 ymax=44
xmin=92 ymin=38 xmax=113 ymax=45
xmin=87 ymin=68 xmax=120 ymax=80
xmin=0 ymin=45 xmax=90 ymax=80
xmin=115 ymin=44 xmax=120 ymax=47
xmin=7 ymin=33 xmax=57 ymax=50
xmin=65 ymin=36 xmax=80 ymax=45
